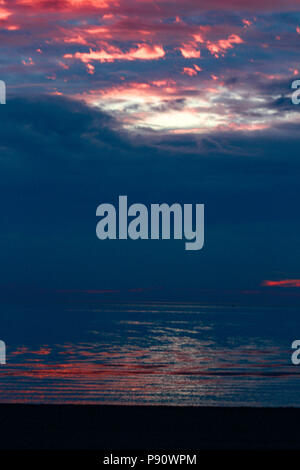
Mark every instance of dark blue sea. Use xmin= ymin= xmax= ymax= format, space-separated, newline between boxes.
xmin=0 ymin=303 xmax=299 ymax=406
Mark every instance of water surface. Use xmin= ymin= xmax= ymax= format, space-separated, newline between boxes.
xmin=0 ymin=303 xmax=299 ymax=406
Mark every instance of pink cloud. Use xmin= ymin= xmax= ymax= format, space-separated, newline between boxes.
xmin=64 ymin=43 xmax=165 ymax=63
xmin=82 ymin=79 xmax=197 ymax=105
xmin=151 ymin=79 xmax=176 ymax=87
xmin=0 ymin=7 xmax=11 ymax=20
xmin=242 ymin=19 xmax=252 ymax=27
xmin=182 ymin=67 xmax=198 ymax=76
xmin=59 ymin=61 xmax=69 ymax=70
xmin=207 ymin=34 xmax=243 ymax=58
xmin=179 ymin=43 xmax=201 ymax=58
xmin=63 ymin=35 xmax=89 ymax=45
xmin=18 ymin=0 xmax=116 ymax=9
xmin=86 ymin=63 xmax=95 ymax=74
xmin=262 ymin=279 xmax=300 ymax=287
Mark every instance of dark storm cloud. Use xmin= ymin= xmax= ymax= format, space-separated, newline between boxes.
xmin=0 ymin=96 xmax=300 ymax=301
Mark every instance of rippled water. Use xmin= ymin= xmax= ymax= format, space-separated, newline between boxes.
xmin=0 ymin=303 xmax=299 ymax=405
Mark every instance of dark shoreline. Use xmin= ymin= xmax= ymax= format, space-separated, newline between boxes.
xmin=0 ymin=404 xmax=300 ymax=449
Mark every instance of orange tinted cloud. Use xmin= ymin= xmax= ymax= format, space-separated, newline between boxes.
xmin=242 ymin=19 xmax=252 ymax=27
xmin=182 ymin=67 xmax=197 ymax=76
xmin=0 ymin=7 xmax=11 ymax=20
xmin=86 ymin=63 xmax=95 ymax=74
xmin=82 ymin=79 xmax=194 ymax=104
xmin=64 ymin=43 xmax=165 ymax=63
xmin=207 ymin=34 xmax=243 ymax=58
xmin=262 ymin=279 xmax=300 ymax=287
xmin=179 ymin=43 xmax=201 ymax=58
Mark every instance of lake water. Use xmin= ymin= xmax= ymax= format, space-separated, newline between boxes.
xmin=0 ymin=303 xmax=299 ymax=406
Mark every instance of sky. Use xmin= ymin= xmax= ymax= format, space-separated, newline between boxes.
xmin=1 ymin=0 xmax=300 ymax=133
xmin=0 ymin=0 xmax=300 ymax=305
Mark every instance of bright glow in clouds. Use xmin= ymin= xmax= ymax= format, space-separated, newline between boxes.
xmin=143 ymin=110 xmax=214 ymax=131
xmin=80 ymin=79 xmax=300 ymax=133
xmin=179 ymin=44 xmax=201 ymax=58
xmin=0 ymin=7 xmax=11 ymax=19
